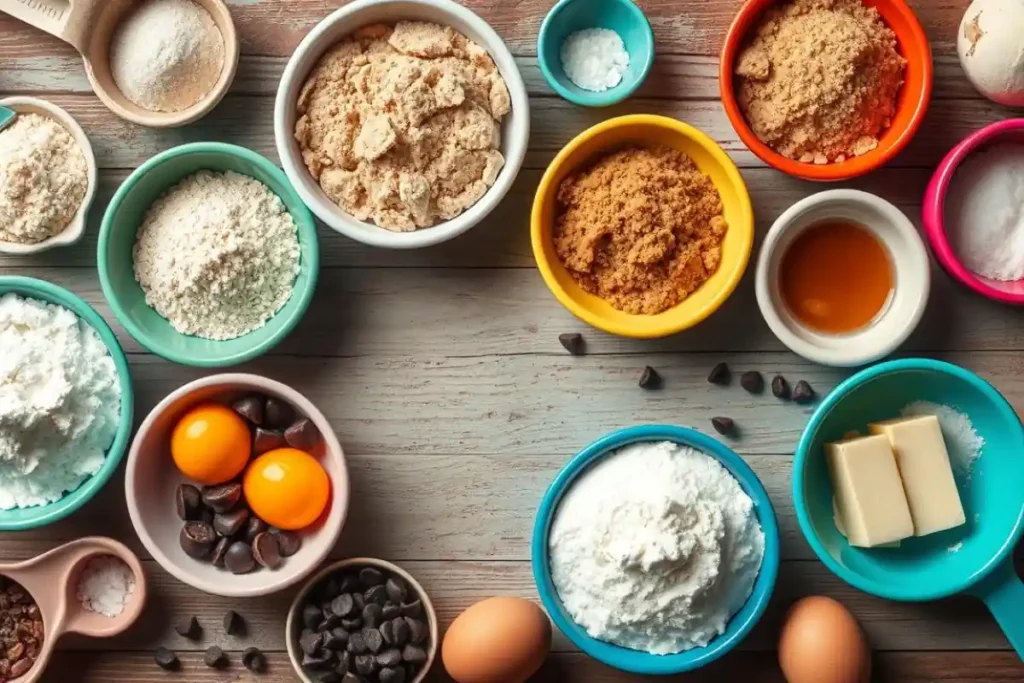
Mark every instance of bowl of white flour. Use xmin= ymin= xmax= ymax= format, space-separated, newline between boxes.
xmin=531 ymin=425 xmax=780 ymax=675
xmin=0 ymin=277 xmax=133 ymax=531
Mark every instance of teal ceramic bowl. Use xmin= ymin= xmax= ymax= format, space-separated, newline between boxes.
xmin=97 ymin=143 xmax=319 ymax=368
xmin=537 ymin=0 xmax=655 ymax=107
xmin=0 ymin=277 xmax=134 ymax=531
xmin=794 ymin=359 xmax=1024 ymax=657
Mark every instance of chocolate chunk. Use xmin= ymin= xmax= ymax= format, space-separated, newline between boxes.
xmin=399 ymin=600 xmax=422 ymax=618
xmin=711 ymin=416 xmax=736 ymax=436
xmin=211 ymin=536 xmax=231 ymax=568
xmin=180 ymin=522 xmax=216 ymax=559
xmin=264 ymin=397 xmax=295 ymax=429
xmin=303 ymin=604 xmax=324 ymax=631
xmin=740 ymin=370 xmax=764 ymax=394
xmin=379 ymin=666 xmax=406 ymax=683
xmin=253 ymin=427 xmax=286 ymax=455
xmin=771 ymin=375 xmax=791 ymax=399
xmin=384 ymin=578 xmax=407 ymax=604
xmin=346 ymin=631 xmax=367 ymax=654
xmin=242 ymin=646 xmax=266 ymax=673
xmin=214 ymin=507 xmax=249 ymax=537
xmin=392 ymin=618 xmax=411 ymax=647
xmin=354 ymin=654 xmax=378 ymax=676
xmin=252 ymin=532 xmax=282 ymax=569
xmin=404 ymin=617 xmax=427 ymax=645
xmin=324 ymin=628 xmax=348 ymax=650
xmin=364 ymin=585 xmax=387 ymax=605
xmin=174 ymin=615 xmax=201 ymax=640
xmin=359 ymin=567 xmax=385 ymax=587
xmin=793 ymin=380 xmax=816 ymax=404
xmin=154 ymin=647 xmax=179 ymax=671
xmin=224 ymin=541 xmax=256 ymax=574
xmin=330 ymin=594 xmax=355 ymax=618
xmin=285 ymin=418 xmax=321 ymax=451
xmin=362 ymin=603 xmax=383 ymax=629
xmin=363 ymin=627 xmax=384 ymax=654
xmin=401 ymin=644 xmax=427 ymax=664
xmin=638 ymin=366 xmax=662 ymax=390
xmin=223 ymin=610 xmax=245 ymax=636
xmin=204 ymin=645 xmax=227 ymax=669
xmin=708 ymin=362 xmax=731 ymax=385
xmin=232 ymin=395 xmax=265 ymax=425
xmin=273 ymin=530 xmax=302 ymax=557
xmin=201 ymin=483 xmax=242 ymax=513
xmin=245 ymin=516 xmax=269 ymax=543
xmin=175 ymin=484 xmax=202 ymax=521
xmin=558 ymin=332 xmax=585 ymax=356
xmin=301 ymin=629 xmax=325 ymax=656
xmin=377 ymin=649 xmax=402 ymax=668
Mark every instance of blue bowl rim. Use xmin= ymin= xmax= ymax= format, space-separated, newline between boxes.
xmin=96 ymin=141 xmax=320 ymax=369
xmin=531 ymin=424 xmax=781 ymax=675
xmin=793 ymin=357 xmax=1024 ymax=602
xmin=536 ymin=0 xmax=656 ymax=108
xmin=0 ymin=276 xmax=135 ymax=530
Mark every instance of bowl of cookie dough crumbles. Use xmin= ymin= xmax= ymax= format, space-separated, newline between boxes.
xmin=274 ymin=0 xmax=530 ymax=249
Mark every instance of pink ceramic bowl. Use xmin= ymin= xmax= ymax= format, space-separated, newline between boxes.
xmin=923 ymin=119 xmax=1024 ymax=304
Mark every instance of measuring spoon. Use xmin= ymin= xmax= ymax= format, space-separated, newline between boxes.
xmin=0 ymin=537 xmax=147 ymax=683
xmin=0 ymin=0 xmax=239 ymax=128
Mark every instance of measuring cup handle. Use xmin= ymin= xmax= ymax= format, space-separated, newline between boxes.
xmin=977 ymin=558 xmax=1024 ymax=660
xmin=0 ymin=0 xmax=98 ymax=53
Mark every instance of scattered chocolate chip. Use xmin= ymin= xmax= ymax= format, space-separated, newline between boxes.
xmin=253 ymin=427 xmax=286 ymax=455
xmin=347 ymin=631 xmax=367 ymax=654
xmin=708 ymin=362 xmax=731 ymax=385
xmin=359 ymin=567 xmax=385 ymax=587
xmin=384 ymin=578 xmax=407 ymax=604
xmin=214 ymin=507 xmax=250 ymax=537
xmin=180 ymin=521 xmax=217 ymax=559
xmin=638 ymin=366 xmax=662 ymax=390
xmin=224 ymin=541 xmax=256 ymax=574
xmin=793 ymin=380 xmax=816 ymax=404
xmin=285 ymin=418 xmax=321 ymax=451
xmin=362 ymin=602 xmax=383 ymax=629
xmin=251 ymin=532 xmax=282 ymax=570
xmin=204 ymin=645 xmax=227 ymax=669
xmin=711 ymin=416 xmax=736 ymax=436
xmin=365 ymin=585 xmax=387 ymax=605
xmin=244 ymin=515 xmax=269 ymax=543
xmin=242 ymin=646 xmax=266 ymax=673
xmin=392 ymin=618 xmax=411 ymax=647
xmin=331 ymin=594 xmax=356 ymax=618
xmin=558 ymin=332 xmax=585 ymax=356
xmin=377 ymin=649 xmax=403 ymax=668
xmin=303 ymin=604 xmax=324 ymax=631
xmin=154 ymin=647 xmax=179 ymax=671
xmin=404 ymin=617 xmax=427 ymax=645
xmin=223 ymin=610 xmax=245 ymax=636
xmin=401 ymin=644 xmax=427 ymax=664
xmin=174 ymin=615 xmax=201 ymax=640
xmin=382 ymin=603 xmax=400 ymax=621
xmin=175 ymin=484 xmax=202 ymax=521
xmin=399 ymin=600 xmax=422 ymax=618
xmin=273 ymin=529 xmax=302 ymax=557
xmin=363 ymin=627 xmax=384 ymax=654
xmin=354 ymin=654 xmax=378 ymax=676
xmin=211 ymin=536 xmax=231 ymax=568
xmin=741 ymin=370 xmax=764 ymax=394
xmin=232 ymin=395 xmax=265 ymax=425
xmin=771 ymin=375 xmax=791 ymax=400
xmin=264 ymin=397 xmax=295 ymax=429
xmin=379 ymin=666 xmax=406 ymax=683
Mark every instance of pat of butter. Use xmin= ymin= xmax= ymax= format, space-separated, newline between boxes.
xmin=869 ymin=415 xmax=966 ymax=537
xmin=826 ymin=434 xmax=914 ymax=548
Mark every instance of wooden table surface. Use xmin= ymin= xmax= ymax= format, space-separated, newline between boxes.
xmin=2 ymin=0 xmax=1023 ymax=681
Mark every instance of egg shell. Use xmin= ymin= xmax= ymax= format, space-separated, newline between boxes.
xmin=778 ymin=596 xmax=871 ymax=683
xmin=441 ymin=597 xmax=551 ymax=683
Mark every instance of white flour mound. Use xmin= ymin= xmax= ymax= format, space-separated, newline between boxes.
xmin=548 ymin=441 xmax=765 ymax=655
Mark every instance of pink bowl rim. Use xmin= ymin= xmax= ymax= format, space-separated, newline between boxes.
xmin=922 ymin=118 xmax=1024 ymax=305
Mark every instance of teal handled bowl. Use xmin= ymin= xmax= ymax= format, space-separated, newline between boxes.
xmin=0 ymin=277 xmax=134 ymax=531
xmin=532 ymin=425 xmax=780 ymax=674
xmin=97 ymin=142 xmax=319 ymax=368
xmin=794 ymin=359 xmax=1024 ymax=658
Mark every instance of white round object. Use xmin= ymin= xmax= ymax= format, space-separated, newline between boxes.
xmin=957 ymin=0 xmax=1024 ymax=107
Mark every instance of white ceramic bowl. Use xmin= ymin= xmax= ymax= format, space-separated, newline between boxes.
xmin=755 ymin=189 xmax=931 ymax=367
xmin=273 ymin=0 xmax=530 ymax=249
xmin=0 ymin=97 xmax=98 ymax=254
xmin=125 ymin=374 xmax=350 ymax=597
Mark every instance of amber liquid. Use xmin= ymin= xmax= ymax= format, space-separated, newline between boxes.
xmin=780 ymin=221 xmax=894 ymax=334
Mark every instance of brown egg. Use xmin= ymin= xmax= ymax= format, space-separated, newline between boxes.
xmin=442 ymin=597 xmax=552 ymax=683
xmin=779 ymin=596 xmax=871 ymax=683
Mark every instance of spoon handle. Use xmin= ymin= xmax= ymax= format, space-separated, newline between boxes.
xmin=0 ymin=0 xmax=100 ymax=53
xmin=0 ymin=107 xmax=14 ymax=133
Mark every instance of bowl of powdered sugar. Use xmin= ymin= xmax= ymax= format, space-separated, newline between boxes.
xmin=97 ymin=142 xmax=319 ymax=368
xmin=531 ymin=425 xmax=780 ymax=675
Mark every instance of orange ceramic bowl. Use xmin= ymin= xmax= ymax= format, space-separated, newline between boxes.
xmin=720 ymin=0 xmax=933 ymax=182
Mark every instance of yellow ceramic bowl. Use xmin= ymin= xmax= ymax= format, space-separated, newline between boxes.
xmin=531 ymin=115 xmax=754 ymax=338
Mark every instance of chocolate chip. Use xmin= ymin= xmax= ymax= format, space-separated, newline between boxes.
xmin=382 ymin=603 xmax=400 ymax=620
xmin=352 ymin=593 xmax=366 ymax=610
xmin=359 ymin=568 xmax=385 ymax=587
xmin=180 ymin=521 xmax=216 ymax=559
xmin=324 ymin=628 xmax=348 ymax=650
xmin=175 ymin=484 xmax=202 ymax=521
xmin=362 ymin=603 xmax=383 ymax=629
xmin=558 ymin=332 xmax=585 ymax=355
xmin=301 ymin=629 xmax=325 ymax=656
xmin=285 ymin=418 xmax=320 ymax=451
xmin=211 ymin=536 xmax=231 ymax=568
xmin=638 ymin=366 xmax=662 ymax=390
xmin=380 ymin=619 xmax=396 ymax=645
xmin=204 ymin=645 xmax=227 ymax=669
xmin=154 ymin=647 xmax=179 ymax=671
xmin=317 ymin=614 xmax=340 ymax=632
xmin=384 ymin=578 xmax=407 ymax=604
xmin=224 ymin=541 xmax=256 ymax=574
xmin=264 ymin=397 xmax=295 ymax=429
xmin=174 ymin=615 xmax=201 ymax=640
xmin=303 ymin=650 xmax=333 ymax=669
xmin=363 ymin=627 xmax=384 ymax=653
xmin=201 ymin=483 xmax=242 ymax=513
xmin=223 ymin=610 xmax=245 ymax=636
xmin=711 ymin=416 xmax=736 ymax=436
xmin=771 ymin=375 xmax=791 ymax=399
xmin=365 ymin=585 xmax=387 ymax=605
xmin=303 ymin=603 xmax=324 ymax=631
xmin=377 ymin=649 xmax=402 ymax=668
xmin=399 ymin=600 xmax=422 ymax=618
xmin=252 ymin=532 xmax=282 ymax=569
xmin=404 ymin=617 xmax=427 ymax=645
xmin=242 ymin=646 xmax=266 ymax=673
xmin=244 ymin=516 xmax=269 ymax=543
xmin=273 ymin=530 xmax=302 ymax=557
xmin=708 ymin=362 xmax=731 ymax=385
xmin=232 ymin=395 xmax=265 ymax=425
xmin=214 ymin=507 xmax=249 ymax=537
xmin=346 ymin=631 xmax=367 ymax=654
xmin=741 ymin=370 xmax=764 ymax=394
xmin=340 ymin=616 xmax=362 ymax=631
xmin=337 ymin=651 xmax=353 ymax=674
xmin=793 ymin=380 xmax=816 ymax=404
xmin=379 ymin=666 xmax=406 ymax=683
xmin=253 ymin=427 xmax=286 ymax=455
xmin=354 ymin=654 xmax=378 ymax=676
xmin=401 ymin=644 xmax=427 ymax=664
xmin=392 ymin=617 xmax=411 ymax=647
xmin=330 ymin=594 xmax=355 ymax=618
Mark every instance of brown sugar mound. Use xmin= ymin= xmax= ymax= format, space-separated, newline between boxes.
xmin=734 ymin=0 xmax=906 ymax=164
xmin=553 ymin=146 xmax=728 ymax=315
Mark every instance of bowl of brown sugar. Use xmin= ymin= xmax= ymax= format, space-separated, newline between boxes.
xmin=720 ymin=0 xmax=933 ymax=181
xmin=531 ymin=114 xmax=754 ymax=338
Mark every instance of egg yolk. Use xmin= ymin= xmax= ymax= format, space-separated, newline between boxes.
xmin=171 ymin=403 xmax=252 ymax=485
xmin=243 ymin=448 xmax=330 ymax=531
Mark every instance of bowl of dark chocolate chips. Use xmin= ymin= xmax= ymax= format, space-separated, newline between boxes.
xmin=286 ymin=558 xmax=438 ymax=683
xmin=125 ymin=374 xmax=350 ymax=597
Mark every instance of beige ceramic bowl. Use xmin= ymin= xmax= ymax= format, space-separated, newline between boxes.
xmin=125 ymin=374 xmax=349 ymax=597
xmin=285 ymin=558 xmax=439 ymax=683
xmin=0 ymin=97 xmax=98 ymax=255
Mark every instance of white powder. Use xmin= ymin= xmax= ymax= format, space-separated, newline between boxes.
xmin=0 ymin=294 xmax=121 ymax=510
xmin=133 ymin=170 xmax=300 ymax=341
xmin=77 ymin=555 xmax=136 ymax=617
xmin=901 ymin=401 xmax=984 ymax=475
xmin=560 ymin=28 xmax=630 ymax=92
xmin=549 ymin=441 xmax=765 ymax=655
xmin=945 ymin=144 xmax=1024 ymax=281
xmin=110 ymin=0 xmax=225 ymax=113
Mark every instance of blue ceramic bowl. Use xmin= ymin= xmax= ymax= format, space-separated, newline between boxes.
xmin=537 ymin=0 xmax=655 ymax=107
xmin=0 ymin=277 xmax=134 ymax=531
xmin=532 ymin=425 xmax=780 ymax=675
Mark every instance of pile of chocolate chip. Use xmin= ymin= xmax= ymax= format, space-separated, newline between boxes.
xmin=0 ymin=579 xmax=43 ymax=682
xmin=297 ymin=567 xmax=431 ymax=683
xmin=173 ymin=392 xmax=319 ymax=574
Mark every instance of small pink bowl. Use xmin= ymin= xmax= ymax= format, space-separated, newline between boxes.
xmin=923 ymin=119 xmax=1024 ymax=305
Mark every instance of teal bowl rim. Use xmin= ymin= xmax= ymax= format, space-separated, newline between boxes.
xmin=0 ymin=276 xmax=134 ymax=531
xmin=793 ymin=358 xmax=1024 ymax=602
xmin=96 ymin=142 xmax=320 ymax=368
xmin=537 ymin=0 xmax=655 ymax=107
xmin=531 ymin=424 xmax=781 ymax=675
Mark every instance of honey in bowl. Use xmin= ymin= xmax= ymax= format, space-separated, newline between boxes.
xmin=780 ymin=220 xmax=893 ymax=334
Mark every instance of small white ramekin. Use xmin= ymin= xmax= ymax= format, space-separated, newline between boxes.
xmin=273 ymin=0 xmax=530 ymax=249
xmin=755 ymin=189 xmax=931 ymax=367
